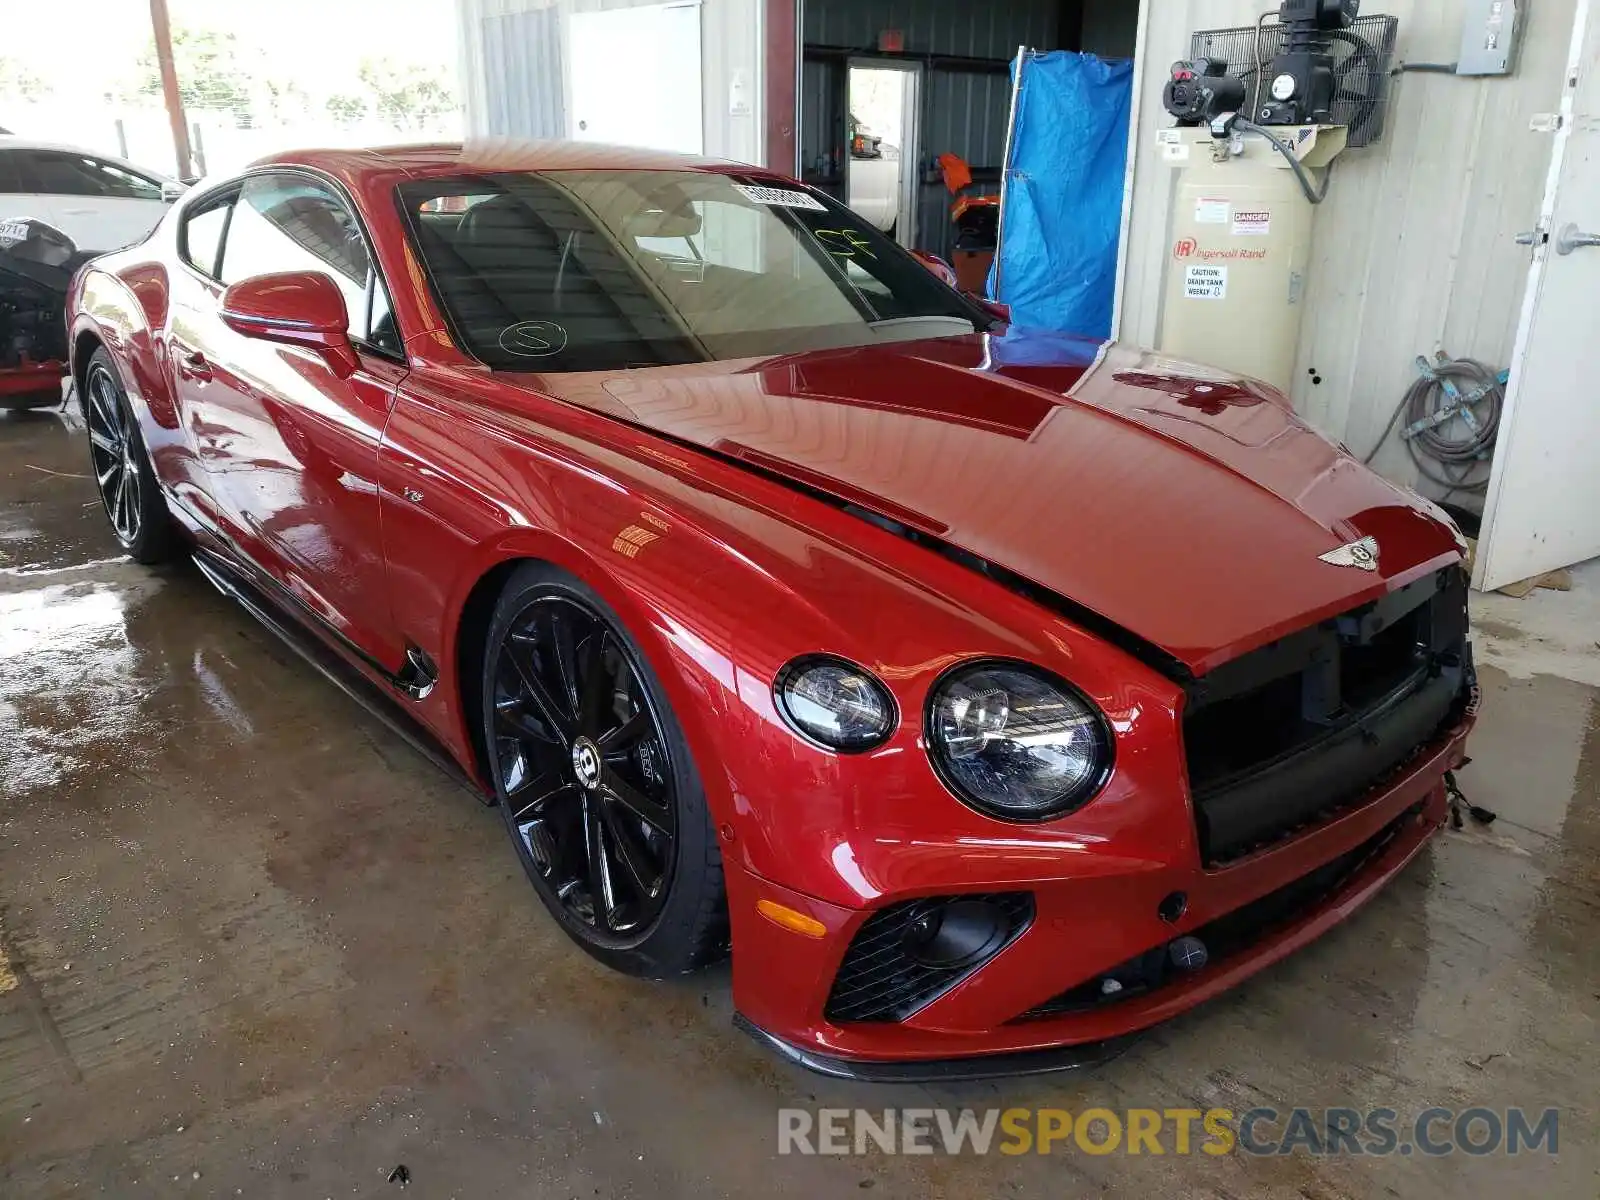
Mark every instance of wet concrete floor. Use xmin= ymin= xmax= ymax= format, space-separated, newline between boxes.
xmin=2 ymin=407 xmax=1596 ymax=1197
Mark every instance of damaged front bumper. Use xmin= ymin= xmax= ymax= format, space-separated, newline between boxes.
xmin=730 ymin=702 xmax=1474 ymax=1081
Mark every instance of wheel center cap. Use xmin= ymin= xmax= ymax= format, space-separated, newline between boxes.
xmin=571 ymin=738 xmax=602 ymax=790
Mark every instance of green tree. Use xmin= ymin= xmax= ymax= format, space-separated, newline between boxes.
xmin=358 ymin=59 xmax=456 ymax=131
xmin=325 ymin=93 xmax=368 ymax=128
xmin=261 ymin=78 xmax=312 ymax=125
xmin=0 ymin=57 xmax=51 ymax=102
xmin=134 ymin=28 xmax=254 ymax=127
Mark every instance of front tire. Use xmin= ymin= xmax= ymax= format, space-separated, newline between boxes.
xmin=84 ymin=349 xmax=177 ymax=564
xmin=481 ymin=563 xmax=727 ymax=977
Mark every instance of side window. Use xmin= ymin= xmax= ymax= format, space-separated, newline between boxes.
xmin=218 ymin=174 xmax=396 ymax=351
xmin=87 ymin=158 xmax=166 ymax=200
xmin=180 ymin=196 xmax=233 ymax=277
xmin=0 ymin=151 xmax=25 ymax=194
xmin=22 ymin=151 xmax=164 ymax=199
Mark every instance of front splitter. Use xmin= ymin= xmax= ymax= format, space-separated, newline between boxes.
xmin=733 ymin=1013 xmax=1134 ymax=1083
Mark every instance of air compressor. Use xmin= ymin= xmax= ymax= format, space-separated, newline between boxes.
xmin=1155 ymin=1 xmax=1392 ymax=391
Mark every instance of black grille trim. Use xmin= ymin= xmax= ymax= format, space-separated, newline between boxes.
xmin=825 ymin=893 xmax=1034 ymax=1024
xmin=1013 ymin=802 xmax=1423 ymax=1022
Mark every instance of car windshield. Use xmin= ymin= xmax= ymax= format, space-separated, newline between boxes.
xmin=397 ymin=170 xmax=987 ymax=372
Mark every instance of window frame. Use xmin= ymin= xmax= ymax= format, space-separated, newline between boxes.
xmin=179 ymin=167 xmax=405 ymax=364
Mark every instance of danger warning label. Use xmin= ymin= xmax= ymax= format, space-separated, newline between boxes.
xmin=1232 ymin=210 xmax=1271 ymax=236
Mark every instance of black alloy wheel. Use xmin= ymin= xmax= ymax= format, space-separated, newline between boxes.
xmin=83 ymin=348 xmax=176 ymax=564
xmin=86 ymin=362 xmax=141 ymax=544
xmin=482 ymin=565 xmax=725 ymax=975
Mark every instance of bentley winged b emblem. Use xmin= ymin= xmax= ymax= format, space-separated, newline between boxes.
xmin=1318 ymin=535 xmax=1380 ymax=571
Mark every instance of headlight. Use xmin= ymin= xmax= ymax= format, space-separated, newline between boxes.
xmin=775 ymin=656 xmax=897 ymax=752
xmin=926 ymin=661 xmax=1112 ymax=820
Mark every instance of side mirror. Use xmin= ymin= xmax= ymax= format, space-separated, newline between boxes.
xmin=220 ymin=270 xmax=358 ymax=376
xmin=908 ymin=248 xmax=958 ymax=288
xmin=970 ymin=295 xmax=1011 ymax=324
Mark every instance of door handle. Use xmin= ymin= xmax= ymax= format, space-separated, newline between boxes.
xmin=180 ymin=349 xmax=213 ymax=379
xmin=1556 ymin=222 xmax=1600 ymax=254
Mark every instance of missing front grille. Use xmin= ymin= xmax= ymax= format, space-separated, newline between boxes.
xmin=1182 ymin=568 xmax=1468 ymax=862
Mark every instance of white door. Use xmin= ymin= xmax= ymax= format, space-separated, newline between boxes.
xmin=1476 ymin=0 xmax=1600 ymax=591
xmin=567 ymin=2 xmax=703 ymax=155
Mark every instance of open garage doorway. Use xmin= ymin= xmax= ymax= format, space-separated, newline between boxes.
xmin=776 ymin=0 xmax=1142 ymax=271
xmin=845 ymin=63 xmax=920 ymax=246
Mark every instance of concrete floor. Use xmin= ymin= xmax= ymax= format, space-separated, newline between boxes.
xmin=1 ymin=405 xmax=1596 ymax=1198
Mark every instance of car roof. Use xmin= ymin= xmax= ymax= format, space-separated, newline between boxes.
xmin=0 ymin=135 xmax=174 ymax=180
xmin=249 ymin=139 xmax=776 ymax=184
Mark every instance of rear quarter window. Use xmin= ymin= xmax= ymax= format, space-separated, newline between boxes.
xmin=180 ymin=195 xmax=234 ymax=277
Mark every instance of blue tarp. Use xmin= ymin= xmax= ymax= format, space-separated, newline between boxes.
xmin=988 ymin=52 xmax=1133 ymax=340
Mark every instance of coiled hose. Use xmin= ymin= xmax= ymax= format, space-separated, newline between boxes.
xmin=1363 ymin=356 xmax=1503 ymax=494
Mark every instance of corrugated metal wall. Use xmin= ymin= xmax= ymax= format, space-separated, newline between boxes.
xmin=481 ymin=6 xmax=566 ymax=137
xmin=458 ymin=0 xmax=763 ymax=163
xmin=802 ymin=0 xmax=1057 ymax=57
xmin=798 ymin=58 xmax=842 ymax=178
xmin=1121 ymin=0 xmax=1576 ymax=504
xmin=917 ymin=67 xmax=1017 ymax=255
xmin=1080 ymin=0 xmax=1139 ymax=57
xmin=800 ymin=0 xmax=1061 ymax=258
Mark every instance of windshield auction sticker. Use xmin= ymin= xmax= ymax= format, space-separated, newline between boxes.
xmin=733 ymin=184 xmax=827 ymax=211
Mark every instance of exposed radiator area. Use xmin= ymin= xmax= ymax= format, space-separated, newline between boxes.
xmin=1183 ymin=566 xmax=1471 ymax=865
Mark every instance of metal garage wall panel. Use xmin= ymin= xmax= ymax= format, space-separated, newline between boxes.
xmin=922 ymin=69 xmax=1012 ymax=168
xmin=802 ymin=0 xmax=1057 ymax=59
xmin=799 ymin=58 xmax=843 ymax=178
xmin=1121 ymin=0 xmax=1577 ymax=502
xmin=460 ymin=0 xmax=763 ymax=163
xmin=918 ymin=68 xmax=1012 ymax=258
xmin=482 ymin=6 xmax=565 ymax=137
xmin=801 ymin=0 xmax=1056 ymax=258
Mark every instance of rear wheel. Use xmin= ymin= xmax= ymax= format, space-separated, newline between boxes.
xmin=84 ymin=349 xmax=177 ymax=564
xmin=481 ymin=563 xmax=727 ymax=977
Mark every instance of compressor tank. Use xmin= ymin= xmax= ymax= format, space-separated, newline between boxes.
xmin=1157 ymin=124 xmax=1346 ymax=391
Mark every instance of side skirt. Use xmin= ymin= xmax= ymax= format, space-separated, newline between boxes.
xmin=187 ymin=544 xmax=492 ymax=805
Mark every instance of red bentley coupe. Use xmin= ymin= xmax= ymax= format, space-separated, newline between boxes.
xmin=67 ymin=141 xmax=1475 ymax=1080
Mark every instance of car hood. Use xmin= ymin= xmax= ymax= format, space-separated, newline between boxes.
xmin=514 ymin=331 xmax=1464 ymax=675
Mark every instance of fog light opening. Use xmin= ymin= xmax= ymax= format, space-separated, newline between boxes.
xmin=900 ymin=898 xmax=1009 ymax=969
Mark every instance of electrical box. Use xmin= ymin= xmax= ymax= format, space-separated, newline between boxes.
xmin=1457 ymin=0 xmax=1521 ymax=76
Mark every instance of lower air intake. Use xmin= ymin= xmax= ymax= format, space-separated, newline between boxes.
xmin=825 ymin=893 xmax=1034 ymax=1024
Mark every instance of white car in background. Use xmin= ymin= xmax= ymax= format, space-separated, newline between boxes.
xmin=846 ymin=116 xmax=901 ymax=234
xmin=0 ymin=137 xmax=183 ymax=254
